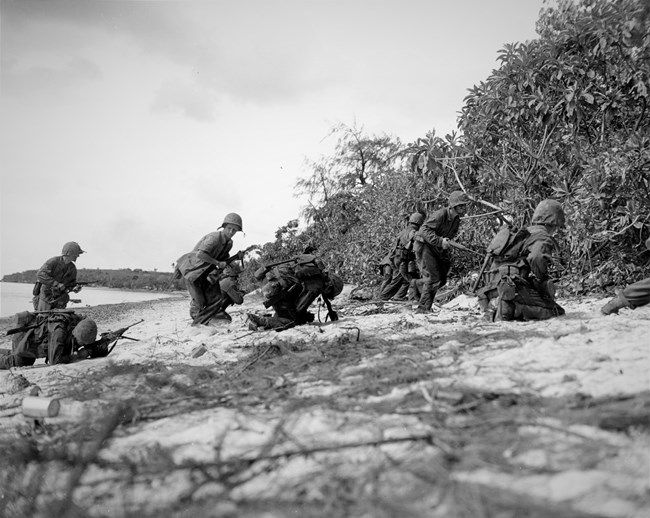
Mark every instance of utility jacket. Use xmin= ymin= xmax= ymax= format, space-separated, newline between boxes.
xmin=8 ymin=311 xmax=84 ymax=367
xmin=390 ymin=225 xmax=418 ymax=266
xmin=176 ymin=231 xmax=233 ymax=283
xmin=490 ymin=224 xmax=558 ymax=283
xmin=415 ymin=208 xmax=460 ymax=253
xmin=36 ymin=255 xmax=77 ymax=298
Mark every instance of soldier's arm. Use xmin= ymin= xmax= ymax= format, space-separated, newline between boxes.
xmin=527 ymin=239 xmax=555 ymax=281
xmin=37 ymin=257 xmax=65 ymax=290
xmin=417 ymin=213 xmax=445 ymax=248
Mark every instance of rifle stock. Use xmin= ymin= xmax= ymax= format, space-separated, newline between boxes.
xmin=471 ymin=253 xmax=493 ymax=293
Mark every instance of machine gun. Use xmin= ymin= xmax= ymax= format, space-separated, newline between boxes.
xmin=80 ymin=319 xmax=144 ymax=358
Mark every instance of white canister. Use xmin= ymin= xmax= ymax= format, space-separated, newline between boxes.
xmin=22 ymin=396 xmax=61 ymax=418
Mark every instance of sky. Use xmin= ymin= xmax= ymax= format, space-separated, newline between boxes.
xmin=0 ymin=0 xmax=547 ymax=275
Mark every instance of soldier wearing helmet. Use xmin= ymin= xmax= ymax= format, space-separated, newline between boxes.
xmin=0 ymin=312 xmax=98 ymax=369
xmin=601 ymin=236 xmax=650 ymax=315
xmin=247 ymin=254 xmax=342 ymax=331
xmin=476 ymin=199 xmax=566 ymax=321
xmin=413 ymin=191 xmax=471 ymax=313
xmin=33 ymin=241 xmax=86 ymax=311
xmin=175 ymin=212 xmax=246 ymax=319
xmin=379 ymin=212 xmax=426 ymax=301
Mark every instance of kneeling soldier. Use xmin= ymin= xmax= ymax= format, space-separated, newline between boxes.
xmin=248 ymin=254 xmax=343 ymax=331
xmin=477 ymin=199 xmax=566 ymax=321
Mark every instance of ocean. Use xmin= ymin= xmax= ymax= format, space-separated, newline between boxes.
xmin=0 ymin=281 xmax=174 ymax=318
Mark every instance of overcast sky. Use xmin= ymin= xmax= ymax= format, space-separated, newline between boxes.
xmin=0 ymin=0 xmax=547 ymax=275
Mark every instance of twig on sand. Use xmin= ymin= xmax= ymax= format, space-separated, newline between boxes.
xmin=55 ymin=405 xmax=124 ymax=518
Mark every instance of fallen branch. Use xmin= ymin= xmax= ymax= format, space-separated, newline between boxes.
xmin=55 ymin=405 xmax=124 ymax=518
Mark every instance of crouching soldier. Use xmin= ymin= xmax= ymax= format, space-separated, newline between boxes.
xmin=380 ymin=212 xmax=425 ymax=301
xmin=601 ymin=237 xmax=650 ymax=315
xmin=414 ymin=191 xmax=470 ymax=313
xmin=0 ymin=311 xmax=99 ymax=369
xmin=477 ymin=199 xmax=566 ymax=321
xmin=247 ymin=254 xmax=344 ymax=331
xmin=192 ymin=263 xmax=247 ymax=325
xmin=174 ymin=212 xmax=245 ymax=320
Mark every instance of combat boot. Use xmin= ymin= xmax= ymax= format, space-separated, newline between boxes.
xmin=600 ymin=294 xmax=632 ymax=315
xmin=247 ymin=313 xmax=269 ymax=331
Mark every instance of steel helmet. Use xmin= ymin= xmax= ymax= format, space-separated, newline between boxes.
xmin=222 ymin=212 xmax=243 ymax=231
xmin=72 ymin=318 xmax=97 ymax=345
xmin=531 ymin=199 xmax=565 ymax=227
xmin=323 ymin=273 xmax=344 ymax=299
xmin=62 ymin=242 xmax=85 ymax=256
xmin=448 ymin=191 xmax=471 ymax=208
xmin=408 ymin=212 xmax=425 ymax=226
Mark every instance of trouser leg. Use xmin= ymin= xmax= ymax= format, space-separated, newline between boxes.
xmin=622 ymin=278 xmax=650 ymax=308
xmin=380 ymin=268 xmax=406 ymax=300
xmin=185 ymin=279 xmax=207 ymax=318
xmin=417 ymin=246 xmax=445 ymax=311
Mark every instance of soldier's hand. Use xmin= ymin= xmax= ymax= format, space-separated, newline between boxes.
xmin=441 ymin=238 xmax=450 ymax=250
xmin=72 ymin=284 xmax=82 ymax=293
xmin=217 ymin=261 xmax=227 ymax=269
xmin=54 ymin=282 xmax=66 ymax=292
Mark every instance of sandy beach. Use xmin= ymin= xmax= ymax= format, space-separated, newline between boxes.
xmin=1 ymin=288 xmax=648 ymax=517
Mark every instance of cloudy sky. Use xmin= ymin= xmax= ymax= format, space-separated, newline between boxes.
xmin=0 ymin=0 xmax=546 ymax=275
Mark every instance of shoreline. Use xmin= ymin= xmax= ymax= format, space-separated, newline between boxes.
xmin=0 ymin=294 xmax=188 ymax=329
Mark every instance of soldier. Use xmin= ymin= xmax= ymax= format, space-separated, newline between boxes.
xmin=380 ymin=212 xmax=425 ymax=301
xmin=247 ymin=254 xmax=344 ymax=330
xmin=192 ymin=263 xmax=247 ymax=324
xmin=377 ymin=253 xmax=394 ymax=296
xmin=175 ymin=212 xmax=245 ymax=319
xmin=33 ymin=241 xmax=85 ymax=311
xmin=413 ymin=191 xmax=471 ymax=313
xmin=601 ymin=237 xmax=650 ymax=315
xmin=0 ymin=311 xmax=98 ymax=369
xmin=477 ymin=199 xmax=566 ymax=321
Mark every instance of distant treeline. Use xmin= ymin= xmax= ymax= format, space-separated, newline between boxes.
xmin=2 ymin=268 xmax=184 ymax=291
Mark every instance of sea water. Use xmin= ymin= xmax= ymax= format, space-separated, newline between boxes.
xmin=0 ymin=281 xmax=174 ymax=318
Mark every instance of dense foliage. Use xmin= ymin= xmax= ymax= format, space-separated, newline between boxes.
xmin=254 ymin=0 xmax=650 ymax=295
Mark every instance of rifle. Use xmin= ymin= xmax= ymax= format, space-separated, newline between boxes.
xmin=446 ymin=240 xmax=483 ymax=257
xmin=192 ymin=298 xmax=229 ymax=326
xmin=226 ymin=245 xmax=257 ymax=270
xmin=254 ymin=257 xmax=299 ymax=281
xmin=321 ymin=296 xmax=339 ymax=322
xmin=47 ymin=281 xmax=98 ymax=305
xmin=6 ymin=309 xmax=78 ymax=336
xmin=471 ymin=252 xmax=493 ymax=293
xmin=85 ymin=319 xmax=144 ymax=357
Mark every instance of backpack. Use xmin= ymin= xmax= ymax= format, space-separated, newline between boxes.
xmin=487 ymin=226 xmax=530 ymax=261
